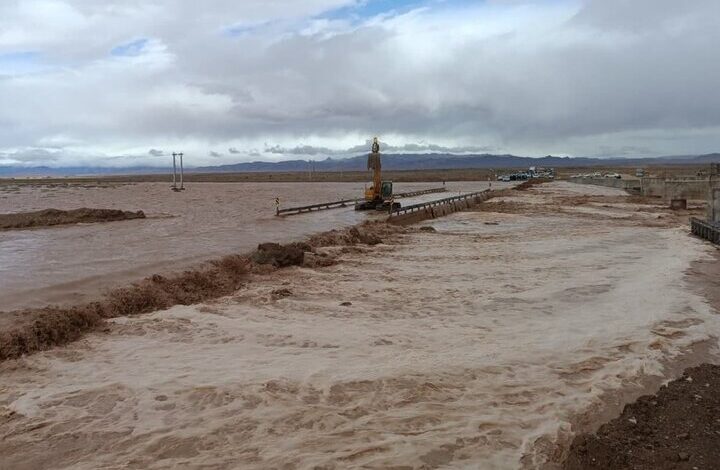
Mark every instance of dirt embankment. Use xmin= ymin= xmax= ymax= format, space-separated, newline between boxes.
xmin=558 ymin=217 xmax=720 ymax=469
xmin=514 ymin=178 xmax=552 ymax=191
xmin=0 ymin=223 xmax=402 ymax=361
xmin=0 ymin=208 xmax=145 ymax=230
xmin=563 ymin=364 xmax=720 ymax=470
xmin=476 ymin=192 xmax=706 ymax=228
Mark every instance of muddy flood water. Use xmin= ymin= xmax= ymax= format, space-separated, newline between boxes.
xmin=1 ymin=181 xmax=717 ymax=469
xmin=0 ymin=181 xmax=502 ymax=311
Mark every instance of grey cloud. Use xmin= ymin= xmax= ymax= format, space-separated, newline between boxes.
xmin=0 ymin=148 xmax=61 ymax=166
xmin=1 ymin=0 xmax=720 ymax=166
xmin=262 ymin=141 xmax=497 ymax=156
xmin=148 ymin=149 xmax=165 ymax=156
xmin=569 ymin=0 xmax=716 ymax=32
xmin=265 ymin=144 xmax=336 ymax=155
xmin=155 ymin=0 xmax=720 ymax=147
xmin=593 ymin=145 xmax=655 ymax=158
xmin=345 ymin=141 xmax=497 ymax=154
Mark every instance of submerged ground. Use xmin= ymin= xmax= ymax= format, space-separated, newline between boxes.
xmin=0 ymin=181 xmax=499 ymax=311
xmin=0 ymin=182 xmax=717 ymax=469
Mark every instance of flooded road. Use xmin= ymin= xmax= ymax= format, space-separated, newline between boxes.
xmin=0 ymin=181 xmax=505 ymax=310
xmin=1 ymin=182 xmax=717 ymax=469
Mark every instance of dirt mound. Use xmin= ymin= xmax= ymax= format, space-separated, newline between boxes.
xmin=307 ymin=222 xmax=401 ymax=247
xmin=0 ymin=305 xmax=105 ymax=361
xmin=514 ymin=178 xmax=551 ymax=191
xmin=562 ymin=363 xmax=720 ymax=470
xmin=252 ymin=243 xmax=307 ymax=267
xmin=0 ymin=222 xmax=405 ymax=361
xmin=0 ymin=208 xmax=145 ymax=230
xmin=105 ymin=255 xmax=250 ymax=316
xmin=0 ymin=254 xmax=251 ymax=360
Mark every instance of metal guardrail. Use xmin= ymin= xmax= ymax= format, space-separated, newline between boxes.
xmin=275 ymin=187 xmax=447 ymax=216
xmin=394 ymin=187 xmax=447 ymax=198
xmin=388 ymin=190 xmax=491 ymax=217
xmin=691 ymin=217 xmax=720 ymax=245
xmin=276 ymin=198 xmax=356 ymax=216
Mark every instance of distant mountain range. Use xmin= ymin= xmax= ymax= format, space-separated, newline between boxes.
xmin=1 ymin=152 xmax=719 ymax=177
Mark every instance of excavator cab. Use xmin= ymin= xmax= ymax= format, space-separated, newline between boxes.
xmin=380 ymin=181 xmax=393 ymax=199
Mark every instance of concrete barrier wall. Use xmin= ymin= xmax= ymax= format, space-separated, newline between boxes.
xmin=639 ymin=178 xmax=664 ymax=198
xmin=640 ymin=178 xmax=710 ymax=200
xmin=572 ymin=178 xmax=641 ymax=192
xmin=387 ymin=191 xmax=495 ymax=225
xmin=710 ymin=187 xmax=720 ymax=223
xmin=668 ymin=180 xmax=710 ymax=200
xmin=388 ymin=207 xmax=433 ymax=225
xmin=573 ymin=177 xmax=710 ymax=200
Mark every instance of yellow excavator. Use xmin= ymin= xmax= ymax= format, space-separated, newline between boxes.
xmin=355 ymin=137 xmax=401 ymax=211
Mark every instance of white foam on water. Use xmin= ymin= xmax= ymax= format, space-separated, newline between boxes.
xmin=1 ymin=183 xmax=717 ymax=469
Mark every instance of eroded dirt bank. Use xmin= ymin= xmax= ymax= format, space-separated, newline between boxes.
xmin=0 ymin=182 xmax=718 ymax=469
xmin=556 ymin=248 xmax=720 ymax=470
xmin=562 ymin=363 xmax=720 ymax=470
xmin=0 ymin=208 xmax=145 ymax=230
xmin=0 ymin=223 xmax=400 ymax=361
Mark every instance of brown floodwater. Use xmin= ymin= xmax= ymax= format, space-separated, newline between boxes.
xmin=0 ymin=181 xmax=505 ymax=311
xmin=0 ymin=182 xmax=717 ymax=469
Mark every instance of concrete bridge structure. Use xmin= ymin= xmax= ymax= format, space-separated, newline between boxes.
xmin=572 ymin=169 xmax=718 ymax=203
xmin=709 ymin=163 xmax=720 ymax=224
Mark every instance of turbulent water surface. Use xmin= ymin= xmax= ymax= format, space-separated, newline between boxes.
xmin=1 ymin=182 xmax=717 ymax=469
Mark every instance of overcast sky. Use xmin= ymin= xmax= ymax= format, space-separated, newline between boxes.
xmin=1 ymin=0 xmax=719 ymax=167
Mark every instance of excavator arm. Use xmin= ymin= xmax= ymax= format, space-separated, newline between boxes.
xmin=366 ymin=152 xmax=382 ymax=200
xmin=355 ymin=137 xmax=401 ymax=211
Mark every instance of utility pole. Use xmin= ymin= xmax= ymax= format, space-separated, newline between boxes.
xmin=171 ymin=152 xmax=186 ymax=191
xmin=710 ymin=163 xmax=720 ymax=224
xmin=171 ymin=152 xmax=178 ymax=190
xmin=179 ymin=152 xmax=185 ymax=190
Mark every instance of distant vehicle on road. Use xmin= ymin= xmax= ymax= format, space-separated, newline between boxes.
xmin=497 ymin=166 xmax=554 ymax=182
